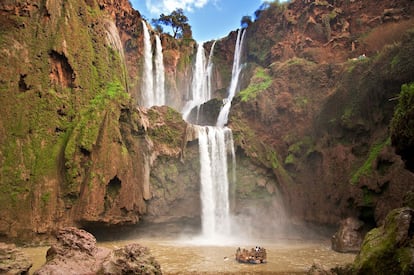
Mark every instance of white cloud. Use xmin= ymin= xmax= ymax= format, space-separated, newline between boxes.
xmin=145 ymin=0 xmax=210 ymax=14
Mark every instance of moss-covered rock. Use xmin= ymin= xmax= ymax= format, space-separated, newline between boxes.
xmin=390 ymin=82 xmax=414 ymax=172
xmin=352 ymin=207 xmax=414 ymax=274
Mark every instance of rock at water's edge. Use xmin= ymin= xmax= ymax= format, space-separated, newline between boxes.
xmin=352 ymin=207 xmax=414 ymax=274
xmin=331 ymin=217 xmax=364 ymax=253
xmin=34 ymin=227 xmax=161 ymax=275
xmin=0 ymin=242 xmax=32 ymax=275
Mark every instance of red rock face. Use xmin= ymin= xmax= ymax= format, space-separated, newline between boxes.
xmin=1 ymin=0 xmax=414 ymax=242
xmin=230 ymin=0 xmax=414 ymax=228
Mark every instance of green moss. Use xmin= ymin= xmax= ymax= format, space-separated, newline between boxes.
xmin=351 ymin=138 xmax=391 ymax=184
xmin=353 ymin=208 xmax=414 ymax=274
xmin=294 ymin=96 xmax=308 ymax=108
xmin=341 ymin=106 xmax=354 ymax=126
xmin=148 ymin=125 xmax=182 ymax=148
xmin=390 ymin=82 xmax=414 ymax=152
xmin=41 ymin=192 xmax=51 ymax=206
xmin=146 ymin=107 xmax=184 ymax=149
xmin=284 ymin=154 xmax=295 ymax=165
xmin=286 ymin=57 xmax=315 ymax=66
xmin=239 ymin=67 xmax=272 ymax=102
xmin=362 ymin=187 xmax=374 ymax=207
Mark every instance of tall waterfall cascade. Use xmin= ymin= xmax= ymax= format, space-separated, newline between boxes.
xmin=182 ymin=33 xmax=244 ymax=243
xmin=182 ymin=42 xmax=216 ymax=121
xmin=216 ymin=29 xmax=246 ymax=127
xmin=140 ymin=20 xmax=166 ymax=107
xmin=154 ymin=35 xmax=166 ymax=106
xmin=197 ymin=126 xmax=236 ymax=240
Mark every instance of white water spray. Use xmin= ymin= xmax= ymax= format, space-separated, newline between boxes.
xmin=182 ymin=43 xmax=210 ymax=120
xmin=154 ymin=34 xmax=165 ymax=106
xmin=141 ymin=20 xmax=154 ymax=107
xmin=104 ymin=19 xmax=128 ymax=91
xmin=183 ymin=39 xmax=242 ymax=243
xmin=141 ymin=21 xmax=166 ymax=107
xmin=197 ymin=126 xmax=235 ymax=241
xmin=216 ymin=29 xmax=246 ymax=127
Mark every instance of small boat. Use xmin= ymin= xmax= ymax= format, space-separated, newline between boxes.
xmin=235 ymin=246 xmax=267 ymax=264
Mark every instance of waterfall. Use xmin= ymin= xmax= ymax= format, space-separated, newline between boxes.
xmin=183 ymin=40 xmax=241 ymax=243
xmin=154 ymin=35 xmax=165 ymax=106
xmin=103 ymin=19 xmax=128 ymax=91
xmin=197 ymin=126 xmax=235 ymax=240
xmin=141 ymin=20 xmax=154 ymax=108
xmin=216 ymin=29 xmax=246 ymax=127
xmin=206 ymin=41 xmax=216 ymax=104
xmin=182 ymin=42 xmax=209 ymax=120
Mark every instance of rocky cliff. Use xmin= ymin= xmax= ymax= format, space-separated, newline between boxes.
xmin=0 ymin=0 xmax=414 ymax=243
xmin=0 ymin=0 xmax=197 ymax=241
xmin=228 ymin=0 xmax=414 ymax=228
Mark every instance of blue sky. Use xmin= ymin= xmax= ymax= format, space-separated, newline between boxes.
xmin=130 ymin=0 xmax=284 ymax=42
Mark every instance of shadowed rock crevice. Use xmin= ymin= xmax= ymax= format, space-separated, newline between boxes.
xmin=49 ymin=50 xmax=75 ymax=88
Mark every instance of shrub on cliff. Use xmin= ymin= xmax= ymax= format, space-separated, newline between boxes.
xmin=390 ymin=82 xmax=414 ymax=172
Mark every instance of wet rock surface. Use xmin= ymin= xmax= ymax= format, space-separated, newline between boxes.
xmin=352 ymin=207 xmax=414 ymax=274
xmin=0 ymin=242 xmax=32 ymax=275
xmin=331 ymin=217 xmax=364 ymax=253
xmin=34 ymin=227 xmax=161 ymax=275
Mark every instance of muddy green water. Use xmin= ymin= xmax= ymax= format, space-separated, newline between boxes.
xmin=24 ymin=237 xmax=355 ymax=274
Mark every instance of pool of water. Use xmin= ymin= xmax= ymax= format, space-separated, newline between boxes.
xmin=24 ymin=236 xmax=355 ymax=274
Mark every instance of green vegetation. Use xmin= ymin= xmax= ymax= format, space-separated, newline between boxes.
xmin=41 ymin=192 xmax=51 ymax=207
xmin=353 ymin=208 xmax=414 ymax=274
xmin=239 ymin=67 xmax=272 ymax=101
xmin=151 ymin=8 xmax=192 ymax=39
xmin=390 ymin=82 xmax=414 ymax=156
xmin=351 ymin=138 xmax=391 ymax=184
xmin=0 ymin=0 xmax=132 ymax=229
xmin=147 ymin=107 xmax=184 ymax=149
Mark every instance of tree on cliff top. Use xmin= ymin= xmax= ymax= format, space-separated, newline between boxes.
xmin=152 ymin=8 xmax=192 ymax=39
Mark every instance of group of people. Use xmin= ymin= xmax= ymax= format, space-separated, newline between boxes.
xmin=235 ymin=246 xmax=267 ymax=264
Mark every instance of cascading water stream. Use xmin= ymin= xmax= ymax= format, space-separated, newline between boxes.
xmin=182 ymin=35 xmax=244 ymax=243
xmin=198 ymin=126 xmax=233 ymax=239
xmin=141 ymin=20 xmax=154 ymax=107
xmin=182 ymin=42 xmax=210 ymax=121
xmin=141 ymin=21 xmax=166 ymax=107
xmin=104 ymin=19 xmax=128 ymax=91
xmin=216 ymin=29 xmax=246 ymax=127
xmin=154 ymin=35 xmax=165 ymax=106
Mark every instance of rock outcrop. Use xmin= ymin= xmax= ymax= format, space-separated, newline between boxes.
xmin=352 ymin=207 xmax=414 ymax=274
xmin=331 ymin=217 xmax=364 ymax=253
xmin=0 ymin=242 xmax=32 ymax=274
xmin=34 ymin=227 xmax=161 ymax=275
xmin=230 ymin=0 xmax=414 ymax=229
xmin=100 ymin=243 xmax=161 ymax=275
xmin=1 ymin=0 xmax=414 ymax=245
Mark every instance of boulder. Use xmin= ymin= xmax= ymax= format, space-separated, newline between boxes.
xmin=34 ymin=227 xmax=161 ymax=275
xmin=100 ymin=243 xmax=162 ymax=274
xmin=34 ymin=227 xmax=110 ymax=275
xmin=0 ymin=242 xmax=32 ymax=274
xmin=352 ymin=207 xmax=414 ymax=274
xmin=307 ymin=263 xmax=334 ymax=275
xmin=331 ymin=217 xmax=364 ymax=253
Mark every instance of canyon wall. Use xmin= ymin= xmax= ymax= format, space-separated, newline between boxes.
xmin=1 ymin=0 xmax=414 ymax=242
xmin=229 ymin=0 xmax=414 ymax=228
